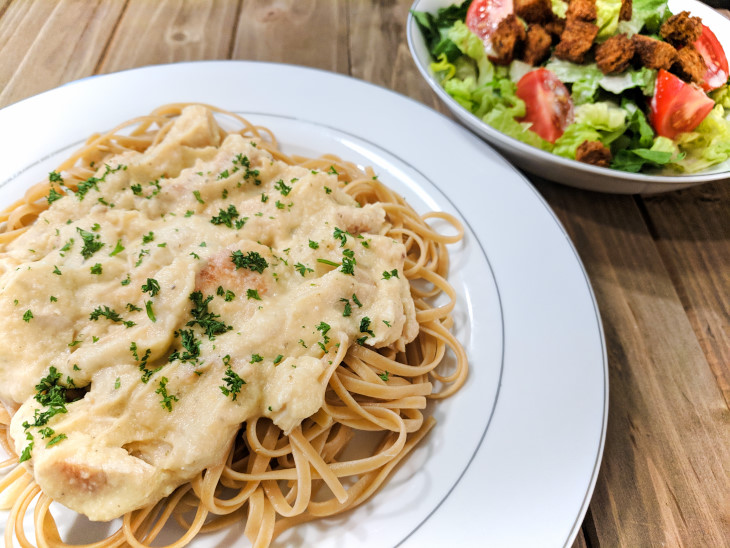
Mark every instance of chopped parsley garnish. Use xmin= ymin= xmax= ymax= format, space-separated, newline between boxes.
xmin=142 ymin=278 xmax=160 ymax=297
xmin=317 ymin=258 xmax=340 ymax=267
xmin=89 ymin=305 xmax=135 ymax=327
xmin=193 ymin=190 xmax=205 ymax=204
xmin=246 ymin=289 xmax=261 ymax=300
xmin=126 ymin=303 xmax=142 ymax=312
xmin=90 ymin=263 xmax=102 ymax=275
xmin=340 ymin=298 xmax=352 ymax=317
xmin=75 ymin=176 xmax=100 ymax=200
xmin=383 ymin=320 xmax=392 ymax=327
xmin=359 ymin=316 xmax=375 ymax=337
xmin=142 ymin=232 xmax=155 ymax=244
xmin=231 ymin=250 xmax=268 ymax=273
xmin=210 ymin=204 xmax=244 ymax=229
xmin=316 ymin=322 xmax=331 ymax=346
xmin=294 ymin=262 xmax=313 ymax=276
xmin=50 ymin=296 xmax=58 ymax=303
xmin=220 ymin=361 xmax=245 ymax=401
xmin=333 ymin=227 xmax=351 ymax=247
xmin=324 ymin=186 xmax=332 ymax=194
xmin=114 ymin=377 xmax=121 ymax=390
xmin=46 ymin=433 xmax=67 ymax=447
xmin=23 ymin=310 xmax=33 ymax=322
xmin=216 ymin=286 xmax=236 ymax=301
xmin=378 ymin=371 xmax=390 ymax=382
xmin=47 ymin=187 xmax=64 ymax=204
xmin=169 ymin=328 xmax=201 ymax=363
xmin=340 ymin=254 xmax=355 ymax=275
xmin=274 ymin=179 xmax=292 ymax=196
xmin=382 ymin=269 xmax=399 ymax=280
xmin=76 ymin=227 xmax=104 ymax=259
xmin=261 ymin=193 xmax=268 ymax=203
xmin=131 ymin=183 xmax=143 ymax=195
xmin=273 ymin=354 xmax=284 ymax=365
xmin=155 ymin=377 xmax=178 ymax=412
xmin=145 ymin=300 xmax=156 ymax=322
xmin=352 ymin=293 xmax=362 ymax=307
xmin=328 ymin=165 xmax=339 ymax=175
xmin=308 ymin=240 xmax=319 ymax=249
xmin=250 ymin=354 xmax=263 ymax=363
xmin=49 ymin=171 xmax=64 ymax=183
xmin=59 ymin=238 xmax=74 ymax=255
xmin=109 ymin=239 xmax=125 ymax=256
xmin=186 ymin=291 xmax=232 ymax=339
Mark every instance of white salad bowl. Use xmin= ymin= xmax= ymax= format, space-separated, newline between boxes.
xmin=407 ymin=0 xmax=730 ymax=194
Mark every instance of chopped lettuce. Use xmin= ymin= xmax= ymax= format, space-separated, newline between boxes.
xmin=545 ymin=59 xmax=656 ymax=103
xmin=595 ymin=0 xmax=622 ymax=40
xmin=672 ymin=105 xmax=730 ymax=173
xmin=616 ymin=0 xmax=670 ymax=35
xmin=412 ymin=1 xmax=473 ymax=62
xmin=551 ymin=0 xmax=568 ymax=19
xmin=553 ymin=102 xmax=628 ymax=159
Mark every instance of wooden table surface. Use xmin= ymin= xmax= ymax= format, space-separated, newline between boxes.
xmin=1 ymin=1 xmax=728 ymax=546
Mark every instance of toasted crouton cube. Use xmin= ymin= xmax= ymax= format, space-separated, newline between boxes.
xmin=491 ymin=14 xmax=527 ymax=65
xmin=515 ymin=0 xmax=553 ymax=23
xmin=660 ymin=11 xmax=703 ymax=47
xmin=632 ymin=34 xmax=678 ymax=70
xmin=576 ymin=141 xmax=612 ymax=167
xmin=619 ymin=0 xmax=632 ymax=21
xmin=544 ymin=15 xmax=566 ymax=42
xmin=567 ymin=0 xmax=597 ymax=22
xmin=522 ymin=24 xmax=553 ymax=65
xmin=555 ymin=19 xmax=599 ymax=63
xmin=596 ymin=34 xmax=635 ymax=74
xmin=672 ymin=45 xmax=707 ymax=83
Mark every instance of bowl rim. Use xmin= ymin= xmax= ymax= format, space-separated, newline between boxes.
xmin=406 ymin=0 xmax=730 ymax=187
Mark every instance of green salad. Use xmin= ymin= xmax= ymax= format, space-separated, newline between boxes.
xmin=413 ymin=0 xmax=730 ymax=173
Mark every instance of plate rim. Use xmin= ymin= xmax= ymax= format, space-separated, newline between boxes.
xmin=0 ymin=60 xmax=608 ymax=548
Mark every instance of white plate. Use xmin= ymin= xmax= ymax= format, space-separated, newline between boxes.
xmin=0 ymin=62 xmax=607 ymax=547
xmin=408 ymin=0 xmax=730 ymax=194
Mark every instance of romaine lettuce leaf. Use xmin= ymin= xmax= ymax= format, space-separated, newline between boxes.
xmin=412 ymin=0 xmax=473 ymax=61
xmin=672 ymin=105 xmax=730 ymax=172
xmin=616 ymin=0 xmax=670 ymax=35
xmin=595 ymin=0 xmax=622 ymax=40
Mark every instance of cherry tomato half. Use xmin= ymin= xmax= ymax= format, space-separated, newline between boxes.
xmin=649 ymin=69 xmax=714 ymax=140
xmin=465 ymin=0 xmax=513 ymax=42
xmin=694 ymin=24 xmax=729 ymax=92
xmin=516 ymin=69 xmax=574 ymax=143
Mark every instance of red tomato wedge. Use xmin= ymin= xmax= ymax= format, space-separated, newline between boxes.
xmin=516 ymin=69 xmax=574 ymax=143
xmin=649 ymin=69 xmax=714 ymax=140
xmin=694 ymin=24 xmax=729 ymax=92
xmin=465 ymin=0 xmax=513 ymax=42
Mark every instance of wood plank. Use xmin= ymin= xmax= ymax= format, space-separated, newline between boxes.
xmin=0 ymin=0 xmax=125 ymax=109
xmin=348 ymin=0 xmax=451 ymax=114
xmin=640 ymin=182 xmax=730 ymax=408
xmin=536 ymin=180 xmax=730 ymax=547
xmin=231 ymin=0 xmax=348 ymax=72
xmin=99 ymin=0 xmax=239 ymax=74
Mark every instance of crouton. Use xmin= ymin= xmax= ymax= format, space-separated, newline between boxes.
xmin=555 ymin=19 xmax=599 ymax=63
xmin=491 ymin=14 xmax=526 ymax=65
xmin=544 ymin=16 xmax=566 ymax=43
xmin=619 ymin=0 xmax=632 ymax=21
xmin=660 ymin=11 xmax=703 ymax=47
xmin=596 ymin=34 xmax=635 ymax=74
xmin=632 ymin=34 xmax=678 ymax=71
xmin=576 ymin=141 xmax=612 ymax=167
xmin=522 ymin=24 xmax=553 ymax=65
xmin=567 ymin=0 xmax=597 ymax=22
xmin=672 ymin=45 xmax=707 ymax=83
xmin=515 ymin=0 xmax=553 ymax=24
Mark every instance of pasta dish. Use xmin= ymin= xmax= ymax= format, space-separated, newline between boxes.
xmin=0 ymin=104 xmax=467 ymax=547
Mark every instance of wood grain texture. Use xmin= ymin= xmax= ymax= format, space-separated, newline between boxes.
xmin=641 ymin=182 xmax=730 ymax=408
xmin=231 ymin=0 xmax=348 ymax=72
xmin=535 ymin=180 xmax=730 ymax=547
xmin=100 ymin=0 xmax=239 ymax=73
xmin=0 ymin=0 xmax=125 ymax=109
xmin=348 ymin=0 xmax=449 ymax=113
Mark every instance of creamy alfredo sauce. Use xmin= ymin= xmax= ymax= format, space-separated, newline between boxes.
xmin=0 ymin=106 xmax=417 ymax=520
